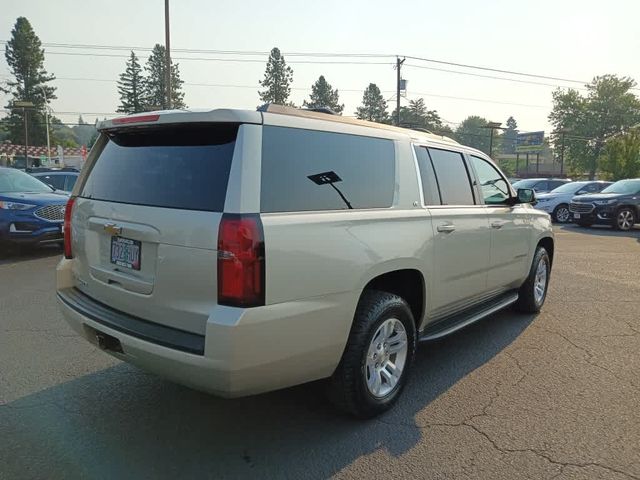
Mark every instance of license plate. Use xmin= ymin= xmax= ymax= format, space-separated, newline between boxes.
xmin=574 ymin=213 xmax=581 ymax=219
xmin=110 ymin=236 xmax=141 ymax=270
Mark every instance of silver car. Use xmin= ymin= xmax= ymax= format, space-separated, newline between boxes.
xmin=57 ymin=105 xmax=554 ymax=417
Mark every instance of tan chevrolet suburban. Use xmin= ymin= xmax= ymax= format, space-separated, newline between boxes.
xmin=56 ymin=104 xmax=554 ymax=417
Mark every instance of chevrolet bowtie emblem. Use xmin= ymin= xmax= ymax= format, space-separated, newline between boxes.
xmin=104 ymin=223 xmax=123 ymax=235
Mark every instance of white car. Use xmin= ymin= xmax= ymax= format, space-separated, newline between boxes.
xmin=535 ymin=181 xmax=612 ymax=223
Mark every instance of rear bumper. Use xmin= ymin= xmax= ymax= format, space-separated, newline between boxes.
xmin=56 ymin=259 xmax=356 ymax=397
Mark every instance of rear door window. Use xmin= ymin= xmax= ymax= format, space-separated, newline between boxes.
xmin=427 ymin=148 xmax=475 ymax=205
xmin=260 ymin=126 xmax=395 ymax=212
xmin=81 ymin=124 xmax=238 ymax=212
xmin=534 ymin=181 xmax=549 ymax=191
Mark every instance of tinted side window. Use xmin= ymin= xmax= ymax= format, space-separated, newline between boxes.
xmin=535 ymin=181 xmax=549 ymax=192
xmin=413 ymin=146 xmax=441 ymax=205
xmin=81 ymin=125 xmax=237 ymax=212
xmin=470 ymin=156 xmax=510 ymax=205
xmin=427 ymin=148 xmax=475 ymax=205
xmin=261 ymin=126 xmax=395 ymax=212
xmin=585 ymin=183 xmax=602 ymax=192
xmin=549 ymin=180 xmax=565 ymax=190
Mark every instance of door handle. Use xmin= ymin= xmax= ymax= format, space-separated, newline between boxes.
xmin=437 ymin=223 xmax=456 ymax=233
xmin=491 ymin=221 xmax=506 ymax=229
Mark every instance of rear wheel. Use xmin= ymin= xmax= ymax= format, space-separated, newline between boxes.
xmin=327 ymin=290 xmax=416 ymax=418
xmin=515 ymin=246 xmax=551 ymax=313
xmin=552 ymin=204 xmax=571 ymax=223
xmin=614 ymin=208 xmax=636 ymax=231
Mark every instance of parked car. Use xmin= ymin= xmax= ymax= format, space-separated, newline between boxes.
xmin=569 ymin=178 xmax=640 ymax=230
xmin=511 ymin=177 xmax=572 ymax=194
xmin=0 ymin=167 xmax=69 ymax=248
xmin=31 ymin=170 xmax=80 ymax=193
xmin=534 ymin=181 xmax=612 ymax=223
xmin=56 ymin=105 xmax=554 ymax=418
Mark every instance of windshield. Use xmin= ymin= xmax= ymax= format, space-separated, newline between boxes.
xmin=0 ymin=168 xmax=54 ymax=194
xmin=601 ymin=179 xmax=640 ymax=195
xmin=550 ymin=182 xmax=583 ymax=194
xmin=512 ymin=179 xmax=538 ymax=189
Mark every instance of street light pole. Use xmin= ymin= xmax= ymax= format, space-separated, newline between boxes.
xmin=164 ymin=0 xmax=172 ymax=109
xmin=38 ymin=85 xmax=51 ymax=164
xmin=483 ymin=122 xmax=503 ymax=158
xmin=23 ymin=107 xmax=28 ymax=168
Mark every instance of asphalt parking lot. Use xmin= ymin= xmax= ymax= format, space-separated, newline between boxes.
xmin=1 ymin=225 xmax=639 ymax=480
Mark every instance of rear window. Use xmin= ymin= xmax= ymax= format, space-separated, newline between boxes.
xmin=80 ymin=124 xmax=238 ymax=211
xmin=260 ymin=126 xmax=395 ymax=212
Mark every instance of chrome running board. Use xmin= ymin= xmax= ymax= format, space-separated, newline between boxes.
xmin=419 ymin=291 xmax=519 ymax=342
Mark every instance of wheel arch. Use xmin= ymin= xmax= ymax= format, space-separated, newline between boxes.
xmin=360 ymin=267 xmax=427 ymax=331
xmin=537 ymin=236 xmax=555 ymax=267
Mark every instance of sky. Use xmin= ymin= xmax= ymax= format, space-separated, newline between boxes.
xmin=1 ymin=0 xmax=640 ymax=134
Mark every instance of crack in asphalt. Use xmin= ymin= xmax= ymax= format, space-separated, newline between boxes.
xmin=537 ymin=326 xmax=640 ymax=393
xmin=376 ymin=417 xmax=640 ymax=479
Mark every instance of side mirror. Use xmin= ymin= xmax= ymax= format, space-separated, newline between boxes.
xmin=516 ymin=188 xmax=536 ymax=204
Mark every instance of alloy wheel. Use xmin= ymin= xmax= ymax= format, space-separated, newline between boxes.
xmin=365 ymin=318 xmax=408 ymax=398
xmin=617 ymin=210 xmax=634 ymax=231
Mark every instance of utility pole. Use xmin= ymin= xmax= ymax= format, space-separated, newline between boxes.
xmin=483 ymin=122 xmax=503 ymax=158
xmin=164 ymin=0 xmax=172 ymax=109
xmin=396 ymin=57 xmax=405 ymax=127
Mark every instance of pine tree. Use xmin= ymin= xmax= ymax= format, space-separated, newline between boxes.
xmin=355 ymin=83 xmax=388 ymax=123
xmin=3 ymin=17 xmax=56 ymax=146
xmin=501 ymin=116 xmax=518 ymax=154
xmin=303 ymin=75 xmax=343 ymax=114
xmin=391 ymin=98 xmax=445 ymax=131
xmin=143 ymin=44 xmax=186 ymax=110
xmin=258 ymin=47 xmax=294 ymax=105
xmin=117 ymin=51 xmax=145 ymax=113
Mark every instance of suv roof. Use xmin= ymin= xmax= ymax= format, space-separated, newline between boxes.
xmin=97 ymin=105 xmax=460 ymax=148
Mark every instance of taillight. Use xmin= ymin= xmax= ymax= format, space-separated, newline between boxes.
xmin=63 ymin=197 xmax=76 ymax=259
xmin=217 ymin=214 xmax=265 ymax=307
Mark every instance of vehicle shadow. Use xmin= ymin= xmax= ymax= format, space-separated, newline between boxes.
xmin=558 ymin=223 xmax=640 ymax=242
xmin=1 ymin=310 xmax=535 ymax=479
xmin=0 ymin=243 xmax=62 ymax=265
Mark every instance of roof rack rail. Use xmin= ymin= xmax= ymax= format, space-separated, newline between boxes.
xmin=304 ymin=107 xmax=338 ymax=115
xmin=257 ymin=103 xmax=459 ymax=145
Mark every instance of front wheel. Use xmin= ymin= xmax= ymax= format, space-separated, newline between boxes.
xmin=515 ymin=246 xmax=551 ymax=313
xmin=552 ymin=204 xmax=571 ymax=223
xmin=327 ymin=290 xmax=416 ymax=418
xmin=614 ymin=208 xmax=636 ymax=231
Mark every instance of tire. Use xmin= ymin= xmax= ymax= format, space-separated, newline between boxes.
xmin=515 ymin=246 xmax=551 ymax=314
xmin=614 ymin=207 xmax=636 ymax=231
xmin=552 ymin=204 xmax=571 ymax=224
xmin=327 ymin=290 xmax=417 ymax=418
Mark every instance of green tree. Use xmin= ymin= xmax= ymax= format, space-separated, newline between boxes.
xmin=3 ymin=17 xmax=56 ymax=146
xmin=599 ymin=127 xmax=640 ymax=180
xmin=72 ymin=115 xmax=97 ymax=147
xmin=355 ymin=83 xmax=388 ymax=123
xmin=549 ymin=75 xmax=640 ymax=179
xmin=455 ymin=116 xmax=491 ymax=153
xmin=50 ymin=118 xmax=79 ymax=148
xmin=117 ymin=51 xmax=145 ymax=113
xmin=143 ymin=44 xmax=186 ymax=110
xmin=303 ymin=75 xmax=343 ymax=114
xmin=391 ymin=98 xmax=446 ymax=132
xmin=501 ymin=116 xmax=518 ymax=154
xmin=258 ymin=47 xmax=294 ymax=105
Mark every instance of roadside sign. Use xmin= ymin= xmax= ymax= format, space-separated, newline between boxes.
xmin=516 ymin=131 xmax=545 ymax=152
